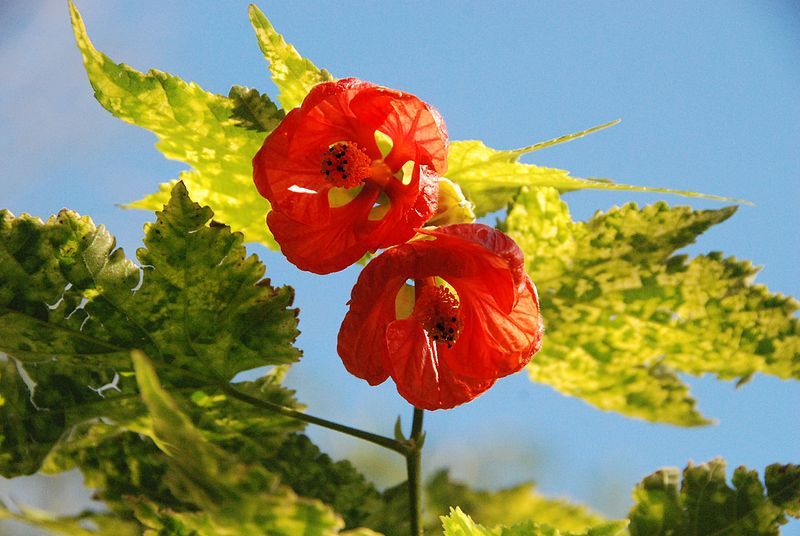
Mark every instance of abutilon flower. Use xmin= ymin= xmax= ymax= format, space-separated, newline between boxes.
xmin=337 ymin=224 xmax=544 ymax=410
xmin=253 ymin=78 xmax=448 ymax=274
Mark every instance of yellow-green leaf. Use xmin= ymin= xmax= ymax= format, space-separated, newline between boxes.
xmin=248 ymin=4 xmax=334 ymax=111
xmin=426 ymin=470 xmax=605 ymax=533
xmin=504 ymin=187 xmax=800 ymax=425
xmin=447 ymin=121 xmax=747 ymax=217
xmin=69 ymin=1 xmax=279 ymax=248
xmin=440 ymin=507 xmax=628 ymax=536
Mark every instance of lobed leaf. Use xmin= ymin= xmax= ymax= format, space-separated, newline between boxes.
xmin=248 ymin=4 xmax=334 ymax=111
xmin=76 ymin=1 xmax=744 ymax=248
xmin=69 ymin=1 xmax=280 ymax=248
xmin=0 ymin=507 xmax=140 ymax=536
xmin=130 ymin=351 xmax=346 ymax=535
xmin=447 ymin=123 xmax=746 ymax=218
xmin=426 ymin=470 xmax=605 ymax=533
xmin=0 ymin=182 xmax=300 ymax=476
xmin=629 ymin=458 xmax=800 ymax=535
xmin=440 ymin=507 xmax=627 ymax=536
xmin=503 ymin=187 xmax=800 ymax=425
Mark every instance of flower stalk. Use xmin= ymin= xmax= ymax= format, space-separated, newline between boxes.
xmin=406 ymin=407 xmax=425 ymax=536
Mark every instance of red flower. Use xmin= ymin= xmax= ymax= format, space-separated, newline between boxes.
xmin=253 ymin=78 xmax=448 ymax=274
xmin=337 ymin=224 xmax=544 ymax=410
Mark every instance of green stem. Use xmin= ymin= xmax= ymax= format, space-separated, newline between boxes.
xmin=407 ymin=407 xmax=425 ymax=536
xmin=220 ymin=382 xmax=408 ymax=455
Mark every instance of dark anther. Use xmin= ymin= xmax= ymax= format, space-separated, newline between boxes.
xmin=448 ymin=328 xmax=454 ymax=333
xmin=451 ymin=316 xmax=457 ymax=322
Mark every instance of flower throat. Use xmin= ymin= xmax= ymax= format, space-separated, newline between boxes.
xmin=320 ymin=141 xmax=372 ymax=189
xmin=413 ymin=284 xmax=464 ymax=348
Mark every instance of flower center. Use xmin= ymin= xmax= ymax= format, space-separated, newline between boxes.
xmin=413 ymin=284 xmax=463 ymax=348
xmin=320 ymin=141 xmax=373 ymax=189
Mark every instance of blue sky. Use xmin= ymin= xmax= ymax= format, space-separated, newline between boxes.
xmin=1 ymin=0 xmax=798 ymax=532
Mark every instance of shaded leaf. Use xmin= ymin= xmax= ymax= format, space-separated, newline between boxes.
xmin=69 ymin=1 xmax=278 ymax=248
xmin=229 ymin=85 xmax=284 ymax=132
xmin=247 ymin=4 xmax=334 ymax=111
xmin=503 ymin=187 xmax=800 ymax=425
xmin=268 ymin=434 xmax=384 ymax=529
xmin=765 ymin=464 xmax=800 ymax=519
xmin=131 ymin=351 xmax=345 ymax=535
xmin=0 ymin=182 xmax=300 ymax=475
xmin=629 ymin=458 xmax=800 ymax=535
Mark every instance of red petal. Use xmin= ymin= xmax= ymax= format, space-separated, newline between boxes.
xmin=386 ymin=318 xmax=495 ymax=409
xmin=444 ymin=277 xmax=543 ymax=379
xmin=349 ymin=87 xmax=449 ymax=174
xmin=337 ymin=223 xmax=544 ymax=408
xmin=253 ymin=108 xmax=332 ymax=224
xmin=337 ymin=250 xmax=409 ymax=385
xmin=371 ymin=163 xmax=439 ymax=249
xmin=267 ymin=184 xmax=379 ymax=274
xmin=267 ymin=165 xmax=438 ymax=274
xmin=254 ymin=78 xmax=445 ymax=273
xmin=418 ymin=224 xmax=528 ymax=294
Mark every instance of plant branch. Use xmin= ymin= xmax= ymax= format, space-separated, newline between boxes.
xmin=219 ymin=382 xmax=408 ymax=455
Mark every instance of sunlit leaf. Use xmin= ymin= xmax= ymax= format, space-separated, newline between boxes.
xmin=0 ymin=182 xmax=300 ymax=476
xmin=629 ymin=458 xmax=800 ymax=535
xmin=0 ymin=506 xmax=140 ymax=536
xmin=440 ymin=507 xmax=627 ymax=536
xmin=503 ymin=187 xmax=799 ymax=425
xmin=427 ymin=178 xmax=476 ymax=227
xmin=447 ymin=121 xmax=747 ymax=217
xmin=69 ymin=1 xmax=279 ymax=249
xmin=248 ymin=4 xmax=334 ymax=111
xmin=426 ymin=470 xmax=605 ymax=533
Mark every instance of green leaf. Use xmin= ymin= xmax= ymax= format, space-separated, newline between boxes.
xmin=41 ymin=371 xmax=303 ymax=523
xmin=440 ymin=507 xmax=628 ymax=536
xmin=426 ymin=470 xmax=605 ymax=533
xmin=765 ymin=464 xmax=800 ymax=519
xmin=268 ymin=434 xmax=385 ymax=529
xmin=0 ymin=182 xmax=300 ymax=475
xmin=131 ymin=350 xmax=346 ymax=535
xmin=247 ymin=4 xmax=334 ymax=111
xmin=446 ymin=121 xmax=747 ymax=218
xmin=0 ymin=506 xmax=140 ymax=536
xmin=503 ymin=187 xmax=800 ymax=425
xmin=69 ymin=1 xmax=280 ymax=249
xmin=629 ymin=458 xmax=800 ymax=535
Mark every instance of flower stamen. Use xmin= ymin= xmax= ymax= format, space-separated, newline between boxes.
xmin=321 ymin=141 xmax=372 ymax=189
xmin=413 ymin=283 xmax=463 ymax=348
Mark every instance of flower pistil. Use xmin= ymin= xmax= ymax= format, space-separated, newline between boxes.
xmin=412 ymin=281 xmax=463 ymax=348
